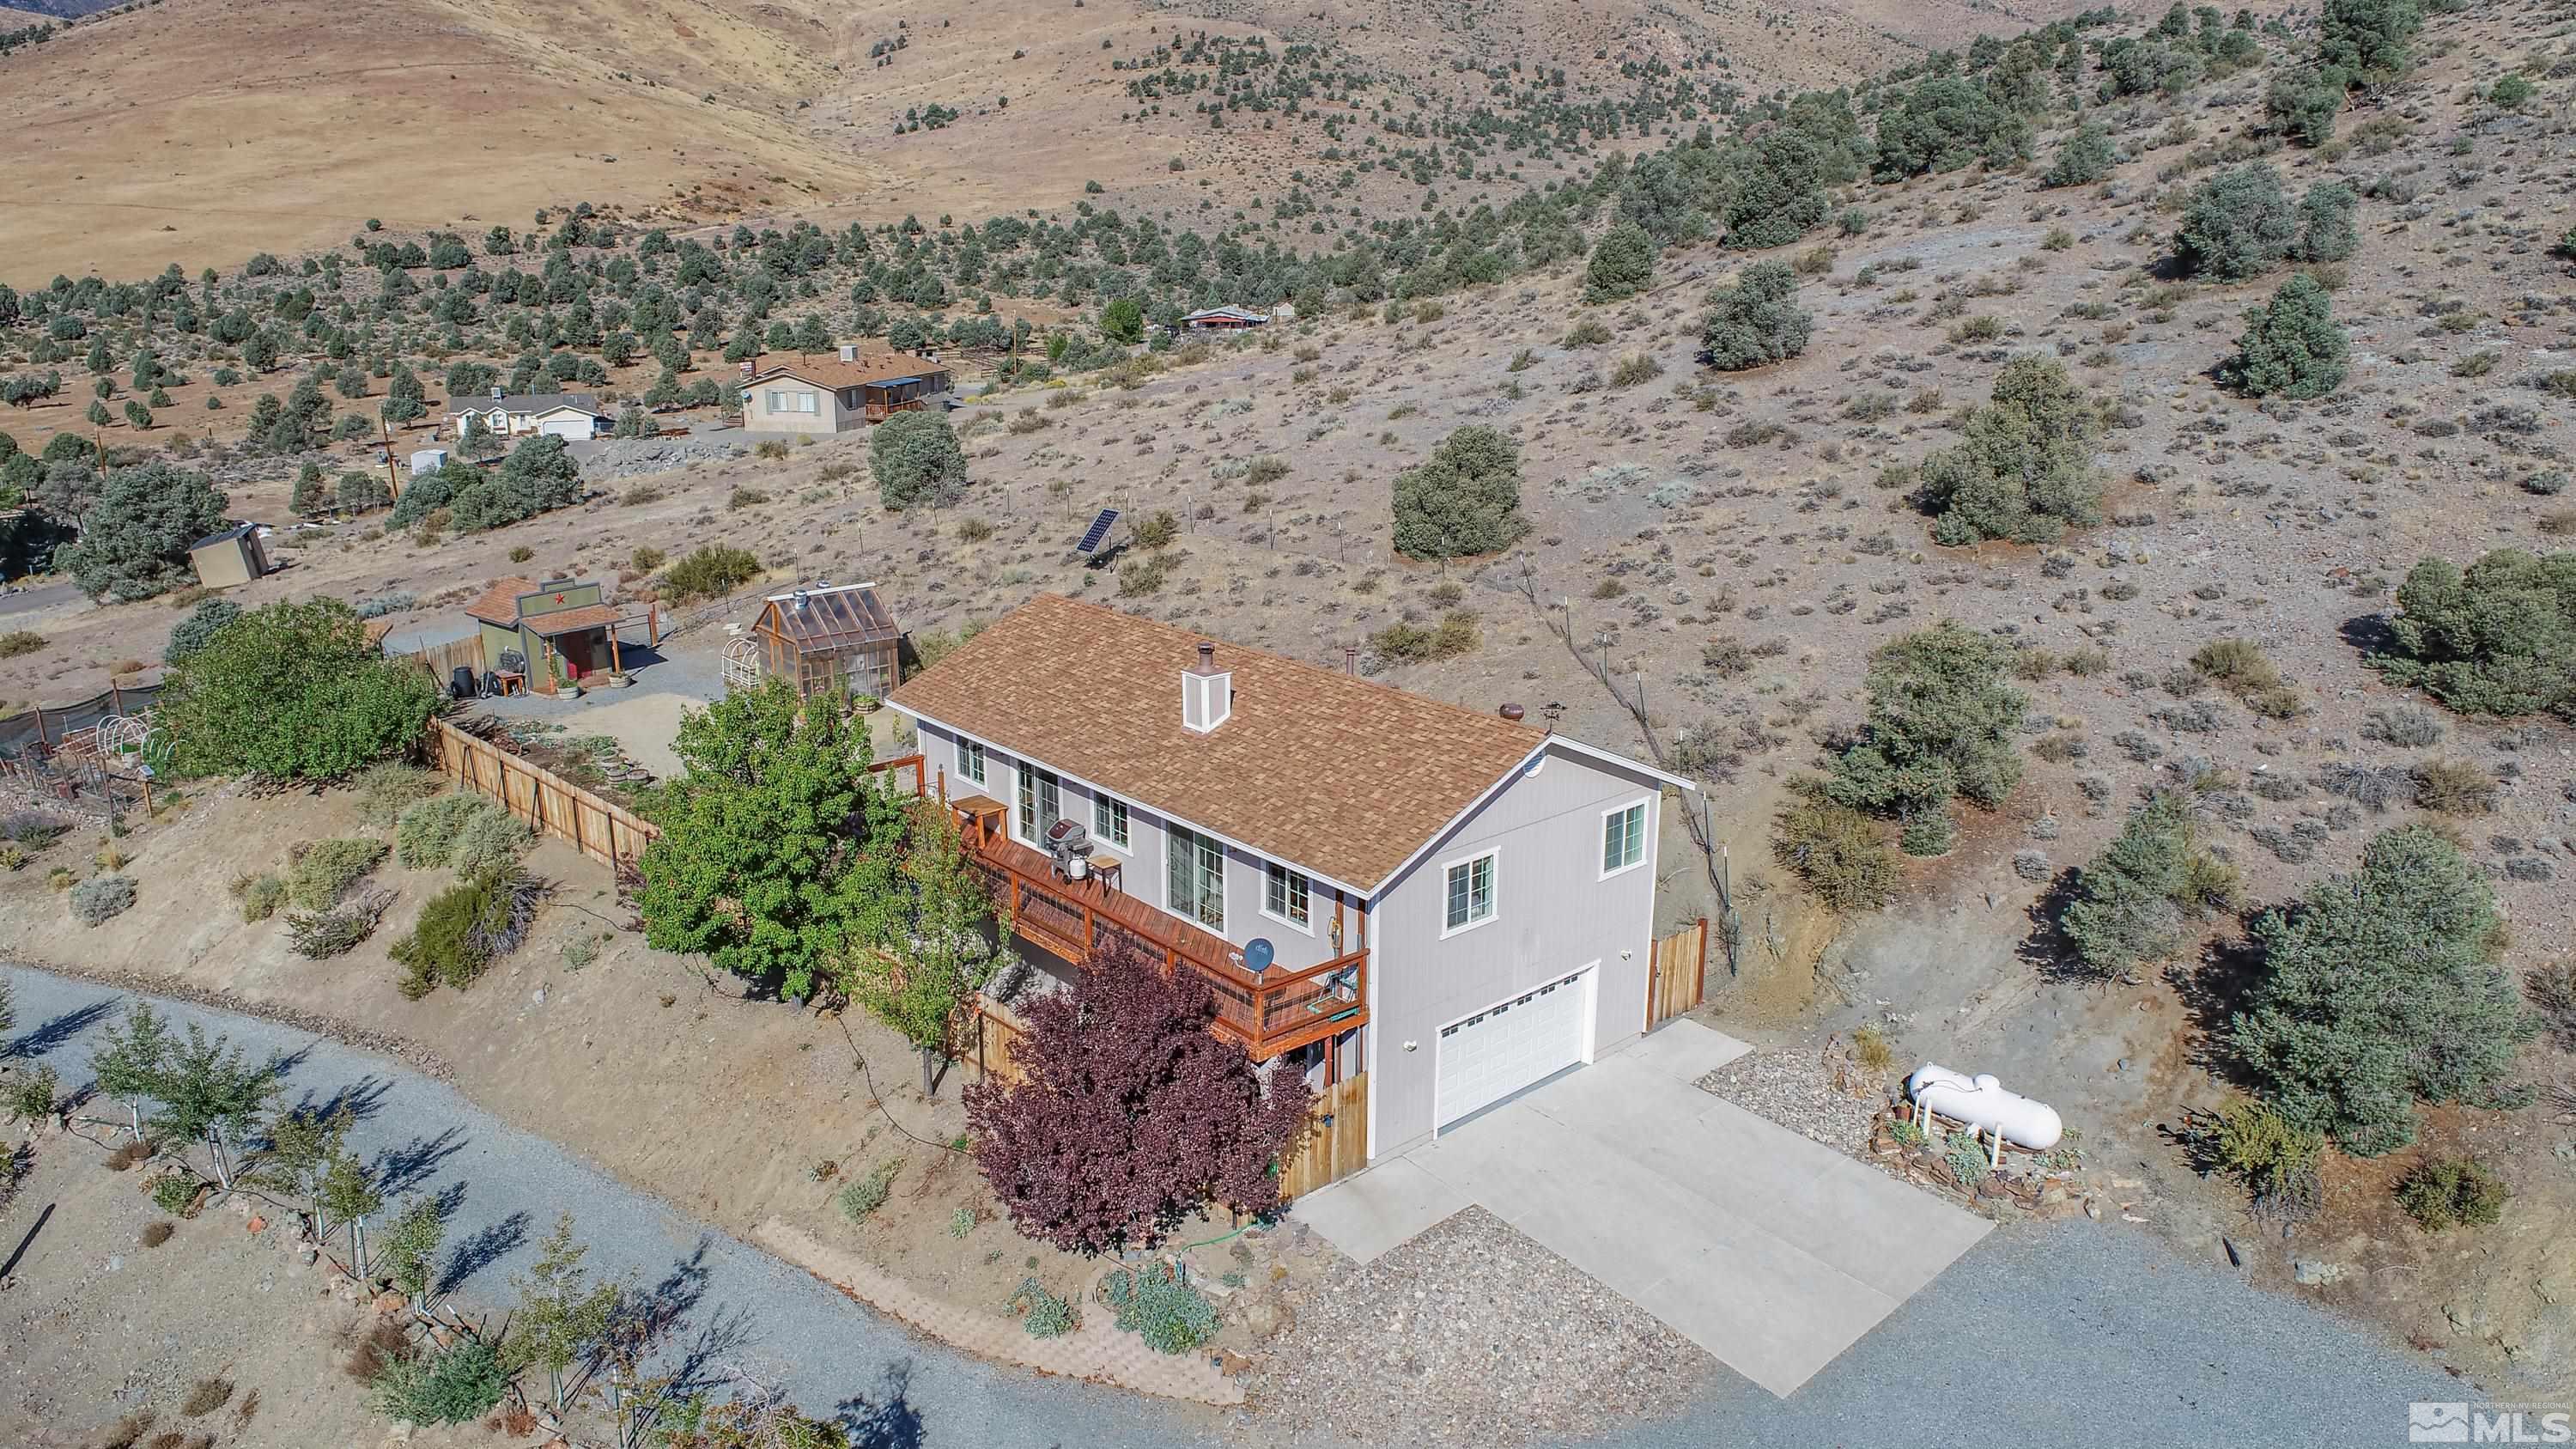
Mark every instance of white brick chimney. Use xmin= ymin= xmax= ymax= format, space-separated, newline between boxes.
xmin=1182 ymin=641 xmax=1231 ymax=734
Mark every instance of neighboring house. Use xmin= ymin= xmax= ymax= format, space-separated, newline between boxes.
xmin=186 ymin=523 xmax=270 ymax=589
xmin=463 ymin=575 xmax=646 ymax=693
xmin=885 ymin=594 xmax=1695 ymax=1166
xmin=738 ymin=347 xmax=954 ymax=435
xmin=1180 ymin=305 xmax=1270 ymax=331
xmin=443 ymin=392 xmax=605 ymax=441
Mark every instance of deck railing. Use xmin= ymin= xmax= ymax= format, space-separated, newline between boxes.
xmin=949 ymin=801 xmax=1366 ymax=1060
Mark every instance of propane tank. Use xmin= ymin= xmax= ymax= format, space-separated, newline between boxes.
xmin=1906 ymin=1063 xmax=2063 ymax=1151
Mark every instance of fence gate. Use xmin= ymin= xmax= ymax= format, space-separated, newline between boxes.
xmin=1277 ymin=1072 xmax=1369 ymax=1201
xmin=1646 ymin=918 xmax=1710 ymax=1029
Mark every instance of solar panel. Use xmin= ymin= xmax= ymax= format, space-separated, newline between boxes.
xmin=1075 ymin=508 xmax=1121 ymax=555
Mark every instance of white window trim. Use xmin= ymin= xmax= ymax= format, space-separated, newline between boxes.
xmin=1167 ymin=822 xmax=1225 ymax=934
xmin=1261 ymin=861 xmax=1315 ymax=935
xmin=1438 ymin=846 xmax=1500 ymax=940
xmin=956 ymin=736 xmax=987 ymax=788
xmin=1012 ymin=763 xmax=1061 ymax=847
xmin=1091 ymin=790 xmax=1132 ymax=854
xmin=1599 ymin=796 xmax=1652 ymax=880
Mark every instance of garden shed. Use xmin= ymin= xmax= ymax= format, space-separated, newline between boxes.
xmin=186 ymin=523 xmax=270 ymax=589
xmin=736 ymin=583 xmax=902 ymax=701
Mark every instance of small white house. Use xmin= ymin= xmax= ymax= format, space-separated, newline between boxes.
xmin=443 ymin=392 xmax=605 ymax=441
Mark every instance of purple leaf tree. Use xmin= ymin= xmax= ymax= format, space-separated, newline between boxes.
xmin=964 ymin=944 xmax=1315 ymax=1254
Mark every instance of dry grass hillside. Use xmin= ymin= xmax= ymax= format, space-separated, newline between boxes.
xmin=0 ymin=0 xmax=2115 ymax=280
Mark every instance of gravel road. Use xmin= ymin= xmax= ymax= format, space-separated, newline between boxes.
xmin=3 ymin=964 xmax=2473 ymax=1448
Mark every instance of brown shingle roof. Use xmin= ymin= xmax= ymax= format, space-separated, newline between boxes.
xmin=521 ymin=604 xmax=624 ymax=636
xmin=748 ymin=352 xmax=949 ymax=389
xmin=885 ymin=594 xmax=1548 ymax=892
xmin=461 ymin=577 xmax=540 ymax=625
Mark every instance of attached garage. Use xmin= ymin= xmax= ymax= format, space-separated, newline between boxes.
xmin=1433 ymin=966 xmax=1594 ymax=1130
xmin=533 ymin=409 xmax=598 ymax=440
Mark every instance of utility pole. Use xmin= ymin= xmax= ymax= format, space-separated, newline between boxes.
xmin=380 ymin=417 xmax=402 ymax=501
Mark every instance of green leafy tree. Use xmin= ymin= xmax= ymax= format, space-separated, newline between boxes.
xmin=2225 ymin=273 xmax=2348 ymax=399
xmin=638 ymin=681 xmax=909 ymax=998
xmin=1099 ymin=296 xmax=1145 ymax=344
xmin=612 ymin=405 xmax=659 ymax=439
xmin=290 ymin=461 xmax=329 ymax=517
xmin=870 ymin=410 xmax=968 ymax=510
xmin=52 ymin=461 xmax=229 ymax=602
xmin=1583 ymin=222 xmax=1656 ymax=303
xmin=2266 ymin=66 xmax=2351 ymax=145
xmin=1391 ymin=424 xmax=1529 ymax=560
xmin=1820 ymin=622 xmax=2027 ymax=827
xmin=380 ymin=363 xmax=427 ymax=425
xmin=1918 ymin=357 xmax=2100 ymax=545
xmin=505 ymin=1213 xmax=627 ymax=1412
xmin=1872 ymin=76 xmax=2032 ymax=179
xmin=457 ymin=411 xmax=502 ymax=461
xmin=2040 ymin=121 xmax=2117 ymax=187
xmin=380 ymin=1197 xmax=447 ymax=1306
xmin=2231 ymin=826 xmax=2537 ymax=1156
xmin=1723 ymin=131 xmax=1832 ymax=250
xmin=2318 ymin=0 xmax=2421 ymax=83
xmin=160 ymin=598 xmax=440 ymax=781
xmin=1698 ymin=261 xmax=1812 ymax=371
xmin=2174 ymin=167 xmax=2354 ymax=281
xmin=2370 ymin=550 xmax=2576 ymax=721
xmin=448 ymin=434 xmax=581 ymax=531
xmin=832 ymin=804 xmax=1006 ymax=1095
xmin=88 ymin=1003 xmax=279 ymax=1177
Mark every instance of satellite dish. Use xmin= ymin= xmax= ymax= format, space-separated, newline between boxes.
xmin=1243 ymin=938 xmax=1275 ymax=974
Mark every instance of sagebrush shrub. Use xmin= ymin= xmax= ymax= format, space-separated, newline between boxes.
xmin=1772 ymin=796 xmax=1899 ymax=910
xmin=394 ymin=795 xmax=483 ymax=868
xmin=70 ymin=874 xmax=137 ymax=927
xmin=1103 ymin=1263 xmax=1218 ymax=1355
xmin=289 ymin=837 xmax=387 ymax=910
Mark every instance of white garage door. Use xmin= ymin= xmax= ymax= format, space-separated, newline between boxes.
xmin=1435 ymin=968 xmax=1591 ymax=1129
xmin=538 ymin=416 xmax=592 ymax=439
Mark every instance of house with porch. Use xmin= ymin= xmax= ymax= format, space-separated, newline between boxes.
xmin=442 ymin=391 xmax=605 ymax=441
xmin=1180 ymin=305 xmax=1270 ymax=331
xmin=884 ymin=594 xmax=1696 ymax=1170
xmin=739 ymin=347 xmax=954 ymax=435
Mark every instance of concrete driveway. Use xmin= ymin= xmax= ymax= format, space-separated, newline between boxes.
xmin=1292 ymin=1020 xmax=1990 ymax=1397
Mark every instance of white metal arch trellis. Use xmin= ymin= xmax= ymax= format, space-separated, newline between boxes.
xmin=722 ymin=634 xmax=762 ymax=693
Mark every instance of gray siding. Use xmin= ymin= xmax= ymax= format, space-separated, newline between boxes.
xmin=1366 ymin=741 xmax=1663 ymax=1157
xmin=914 ymin=720 xmax=1349 ymax=973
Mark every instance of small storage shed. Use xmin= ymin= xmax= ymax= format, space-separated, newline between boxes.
xmin=465 ymin=575 xmax=646 ymax=694
xmin=742 ymin=583 xmax=902 ymax=701
xmin=410 ymin=447 xmax=449 ymax=475
xmin=187 ymin=524 xmax=270 ymax=589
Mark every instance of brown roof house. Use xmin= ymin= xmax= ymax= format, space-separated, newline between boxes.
xmin=464 ymin=576 xmax=647 ymax=695
xmin=739 ymin=347 xmax=954 ymax=435
xmin=886 ymin=594 xmax=1696 ymax=1168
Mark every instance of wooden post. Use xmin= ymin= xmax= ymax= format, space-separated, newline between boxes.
xmin=609 ymin=630 xmax=623 ymax=675
xmin=33 ymin=706 xmax=47 ymax=746
xmin=647 ymin=601 xmax=659 ymax=647
xmin=381 ymin=418 xmax=403 ymax=501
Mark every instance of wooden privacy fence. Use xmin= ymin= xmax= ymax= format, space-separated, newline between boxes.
xmin=1277 ymin=1073 xmax=1369 ymax=1200
xmin=1646 ymin=917 xmax=1710 ymax=1029
xmin=398 ymin=635 xmax=488 ymax=691
xmin=426 ymin=717 xmax=659 ymax=866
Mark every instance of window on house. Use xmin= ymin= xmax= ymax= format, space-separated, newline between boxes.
xmin=957 ymin=738 xmax=986 ymax=787
xmin=763 ymin=391 xmax=783 ymax=412
xmin=1443 ymin=852 xmax=1497 ymax=933
xmin=1168 ymin=825 xmax=1224 ymax=933
xmin=1264 ymin=863 xmax=1310 ymax=929
xmin=1092 ymin=792 xmax=1130 ymax=849
xmin=799 ymin=392 xmax=818 ymax=413
xmin=1602 ymin=801 xmax=1648 ymax=876
xmin=1015 ymin=764 xmax=1060 ymax=842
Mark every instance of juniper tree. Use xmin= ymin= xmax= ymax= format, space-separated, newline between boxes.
xmin=1391 ymin=424 xmax=1529 ymax=559
xmin=1918 ymin=357 xmax=2100 ymax=545
xmin=1698 ymin=261 xmax=1813 ymax=371
xmin=2231 ymin=826 xmax=2537 ymax=1156
xmin=2225 ymin=273 xmax=2348 ymax=399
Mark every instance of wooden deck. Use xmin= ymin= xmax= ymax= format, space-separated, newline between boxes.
xmin=948 ymin=798 xmax=1367 ymax=1061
